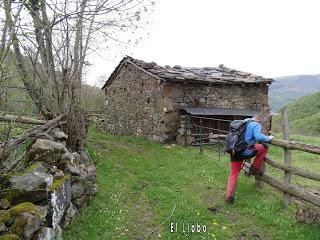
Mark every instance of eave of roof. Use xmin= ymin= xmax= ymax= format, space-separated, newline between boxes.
xmin=181 ymin=106 xmax=259 ymax=117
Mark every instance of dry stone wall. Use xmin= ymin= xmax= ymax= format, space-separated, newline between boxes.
xmin=0 ymin=128 xmax=97 ymax=240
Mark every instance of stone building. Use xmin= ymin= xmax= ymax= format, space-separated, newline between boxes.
xmin=101 ymin=56 xmax=273 ymax=143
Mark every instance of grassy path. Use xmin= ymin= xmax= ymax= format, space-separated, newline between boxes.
xmin=63 ymin=128 xmax=320 ymax=239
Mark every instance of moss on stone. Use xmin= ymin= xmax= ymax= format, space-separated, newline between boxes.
xmin=50 ymin=174 xmax=70 ymax=191
xmin=24 ymin=163 xmax=42 ymax=173
xmin=0 ymin=210 xmax=10 ymax=223
xmin=0 ymin=198 xmax=11 ymax=209
xmin=3 ymin=189 xmax=24 ymax=203
xmin=0 ymin=234 xmax=20 ymax=240
xmin=9 ymin=202 xmax=39 ymax=217
xmin=11 ymin=216 xmax=28 ymax=237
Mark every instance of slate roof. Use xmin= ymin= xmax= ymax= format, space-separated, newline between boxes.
xmin=102 ymin=56 xmax=273 ymax=90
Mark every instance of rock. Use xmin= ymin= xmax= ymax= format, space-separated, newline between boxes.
xmin=73 ymin=195 xmax=88 ymax=209
xmin=36 ymin=227 xmax=56 ymax=240
xmin=7 ymin=162 xmax=52 ymax=192
xmin=79 ymin=150 xmax=91 ymax=165
xmin=11 ymin=212 xmax=41 ymax=239
xmin=0 ymin=221 xmax=7 ymax=233
xmin=48 ymin=176 xmax=71 ymax=228
xmin=36 ymin=133 xmax=55 ymax=141
xmin=72 ymin=152 xmax=81 ymax=165
xmin=35 ymin=226 xmax=62 ymax=240
xmin=60 ymin=203 xmax=77 ymax=228
xmin=52 ymin=129 xmax=68 ymax=142
xmin=85 ymin=165 xmax=97 ymax=184
xmin=0 ymin=210 xmax=10 ymax=230
xmin=85 ymin=183 xmax=98 ymax=196
xmin=28 ymin=139 xmax=67 ymax=165
xmin=0 ymin=198 xmax=11 ymax=210
xmin=54 ymin=225 xmax=63 ymax=240
xmin=9 ymin=171 xmax=53 ymax=191
xmin=58 ymin=161 xmax=83 ymax=177
xmin=37 ymin=205 xmax=49 ymax=223
xmin=0 ymin=234 xmax=20 ymax=240
xmin=53 ymin=170 xmax=64 ymax=180
xmin=60 ymin=152 xmax=74 ymax=163
xmin=71 ymin=181 xmax=86 ymax=199
xmin=25 ymin=162 xmax=48 ymax=173
xmin=9 ymin=202 xmax=40 ymax=217
xmin=49 ymin=166 xmax=57 ymax=174
xmin=2 ymin=189 xmax=48 ymax=205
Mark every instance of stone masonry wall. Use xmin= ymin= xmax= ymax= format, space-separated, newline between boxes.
xmin=103 ymin=63 xmax=270 ymax=143
xmin=103 ymin=62 xmax=165 ymax=141
xmin=159 ymin=83 xmax=270 ymax=141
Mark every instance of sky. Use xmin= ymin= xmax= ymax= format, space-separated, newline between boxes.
xmin=85 ymin=0 xmax=320 ymax=87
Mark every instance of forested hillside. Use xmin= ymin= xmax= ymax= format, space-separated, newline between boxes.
xmin=269 ymin=74 xmax=320 ymax=111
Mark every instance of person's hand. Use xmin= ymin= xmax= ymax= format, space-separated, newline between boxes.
xmin=269 ymin=135 xmax=274 ymax=142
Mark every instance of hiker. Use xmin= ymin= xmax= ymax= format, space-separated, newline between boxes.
xmin=225 ymin=114 xmax=273 ymax=204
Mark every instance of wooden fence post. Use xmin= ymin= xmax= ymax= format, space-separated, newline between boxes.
xmin=281 ymin=106 xmax=292 ymax=207
xmin=255 ymin=162 xmax=265 ymax=188
xmin=199 ymin=118 xmax=203 ymax=155
xmin=184 ymin=116 xmax=188 ymax=147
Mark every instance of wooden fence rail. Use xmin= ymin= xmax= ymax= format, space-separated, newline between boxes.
xmin=270 ymin=138 xmax=320 ymax=155
xmin=256 ymin=173 xmax=320 ymax=207
xmin=265 ymin=157 xmax=320 ymax=181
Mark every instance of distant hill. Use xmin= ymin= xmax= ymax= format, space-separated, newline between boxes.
xmin=272 ymin=91 xmax=320 ymax=136
xmin=269 ymin=74 xmax=320 ymax=111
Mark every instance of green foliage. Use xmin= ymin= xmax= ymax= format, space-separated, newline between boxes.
xmin=272 ymin=91 xmax=320 ymax=136
xmin=63 ymin=127 xmax=320 ymax=240
xmin=81 ymin=84 xmax=105 ymax=111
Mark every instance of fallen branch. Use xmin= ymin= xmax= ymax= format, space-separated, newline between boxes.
xmin=0 ymin=114 xmax=47 ymax=125
xmin=0 ymin=114 xmax=66 ymax=159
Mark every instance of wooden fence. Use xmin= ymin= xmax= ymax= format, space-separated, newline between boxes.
xmin=257 ymin=107 xmax=320 ymax=207
xmin=185 ymin=108 xmax=320 ymax=208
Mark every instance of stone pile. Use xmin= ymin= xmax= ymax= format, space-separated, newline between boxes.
xmin=0 ymin=128 xmax=97 ymax=240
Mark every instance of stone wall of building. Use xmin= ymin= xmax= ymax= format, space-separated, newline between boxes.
xmin=159 ymin=83 xmax=270 ymax=138
xmin=103 ymin=62 xmax=166 ymax=141
xmin=161 ymin=83 xmax=269 ymax=111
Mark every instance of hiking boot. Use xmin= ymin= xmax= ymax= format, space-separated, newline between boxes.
xmin=249 ymin=165 xmax=264 ymax=176
xmin=225 ymin=195 xmax=234 ymax=204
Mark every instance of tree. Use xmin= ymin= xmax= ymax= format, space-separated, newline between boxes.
xmin=0 ymin=0 xmax=153 ymax=151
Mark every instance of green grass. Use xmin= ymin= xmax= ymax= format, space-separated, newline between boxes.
xmin=63 ymin=127 xmax=320 ymax=240
xmin=267 ymin=134 xmax=320 ymax=189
